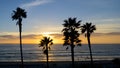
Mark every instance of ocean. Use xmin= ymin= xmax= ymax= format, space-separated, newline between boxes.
xmin=0 ymin=44 xmax=120 ymax=62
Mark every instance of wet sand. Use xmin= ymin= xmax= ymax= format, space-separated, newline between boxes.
xmin=0 ymin=60 xmax=119 ymax=68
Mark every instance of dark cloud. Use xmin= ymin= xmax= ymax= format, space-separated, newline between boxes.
xmin=92 ymin=33 xmax=105 ymax=36
xmin=0 ymin=32 xmax=120 ymax=40
xmin=84 ymin=32 xmax=120 ymax=37
xmin=50 ymin=34 xmax=63 ymax=38
xmin=22 ymin=34 xmax=42 ymax=39
xmin=0 ymin=35 xmax=17 ymax=39
xmin=106 ymin=32 xmax=120 ymax=35
xmin=0 ymin=34 xmax=42 ymax=40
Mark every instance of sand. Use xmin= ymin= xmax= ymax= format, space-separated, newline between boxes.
xmin=0 ymin=60 xmax=119 ymax=68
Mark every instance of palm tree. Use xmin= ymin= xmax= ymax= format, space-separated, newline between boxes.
xmin=12 ymin=7 xmax=27 ymax=68
xmin=62 ymin=17 xmax=81 ymax=68
xmin=81 ymin=22 xmax=96 ymax=68
xmin=39 ymin=37 xmax=53 ymax=68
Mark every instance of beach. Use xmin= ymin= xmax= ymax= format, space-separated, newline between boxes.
xmin=0 ymin=60 xmax=119 ymax=68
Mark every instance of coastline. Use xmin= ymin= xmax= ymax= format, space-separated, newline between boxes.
xmin=0 ymin=60 xmax=119 ymax=68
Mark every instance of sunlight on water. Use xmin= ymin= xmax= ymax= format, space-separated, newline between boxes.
xmin=0 ymin=44 xmax=120 ymax=62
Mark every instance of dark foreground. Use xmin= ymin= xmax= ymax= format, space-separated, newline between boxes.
xmin=0 ymin=60 xmax=120 ymax=68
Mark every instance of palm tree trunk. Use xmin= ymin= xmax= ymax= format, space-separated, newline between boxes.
xmin=19 ymin=20 xmax=24 ymax=68
xmin=46 ymin=44 xmax=49 ymax=68
xmin=71 ymin=42 xmax=74 ymax=68
xmin=87 ymin=36 xmax=93 ymax=68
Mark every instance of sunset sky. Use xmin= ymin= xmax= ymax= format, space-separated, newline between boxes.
xmin=0 ymin=0 xmax=120 ymax=44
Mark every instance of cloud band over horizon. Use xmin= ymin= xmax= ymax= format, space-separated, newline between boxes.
xmin=0 ymin=32 xmax=120 ymax=44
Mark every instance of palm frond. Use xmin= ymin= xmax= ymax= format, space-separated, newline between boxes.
xmin=63 ymin=20 xmax=69 ymax=27
xmin=81 ymin=22 xmax=96 ymax=37
xmin=85 ymin=33 xmax=87 ymax=37
xmin=49 ymin=47 xmax=51 ymax=50
xmin=43 ymin=50 xmax=47 ymax=55
xmin=66 ymin=47 xmax=69 ymax=50
xmin=63 ymin=40 xmax=70 ymax=46
xmin=81 ymin=24 xmax=87 ymax=33
xmin=43 ymin=47 xmax=46 ymax=50
xmin=39 ymin=36 xmax=53 ymax=53
xmin=50 ymin=42 xmax=53 ymax=45
xmin=77 ymin=43 xmax=82 ymax=46
xmin=12 ymin=7 xmax=27 ymax=24
xmin=62 ymin=17 xmax=81 ymax=47
xmin=81 ymin=28 xmax=86 ymax=33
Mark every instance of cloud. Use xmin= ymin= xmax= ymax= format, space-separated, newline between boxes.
xmin=89 ymin=18 xmax=120 ymax=33
xmin=106 ymin=32 xmax=120 ymax=35
xmin=0 ymin=32 xmax=120 ymax=44
xmin=20 ymin=0 xmax=53 ymax=8
xmin=1 ymin=32 xmax=120 ymax=40
xmin=0 ymin=34 xmax=39 ymax=40
xmin=0 ymin=35 xmax=18 ymax=40
xmin=91 ymin=18 xmax=120 ymax=24
xmin=91 ymin=32 xmax=120 ymax=37
xmin=96 ymin=23 xmax=120 ymax=33
xmin=50 ymin=33 xmax=62 ymax=38
xmin=22 ymin=34 xmax=43 ymax=39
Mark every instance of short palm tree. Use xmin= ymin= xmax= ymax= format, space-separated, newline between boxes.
xmin=39 ymin=37 xmax=53 ymax=68
xmin=62 ymin=17 xmax=81 ymax=68
xmin=81 ymin=22 xmax=96 ymax=68
xmin=12 ymin=7 xmax=27 ymax=68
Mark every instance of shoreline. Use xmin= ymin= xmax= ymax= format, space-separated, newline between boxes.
xmin=0 ymin=60 xmax=119 ymax=68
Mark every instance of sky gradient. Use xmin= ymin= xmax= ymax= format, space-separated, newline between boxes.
xmin=0 ymin=0 xmax=120 ymax=44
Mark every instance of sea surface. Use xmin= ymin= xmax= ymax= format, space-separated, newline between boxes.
xmin=0 ymin=44 xmax=120 ymax=62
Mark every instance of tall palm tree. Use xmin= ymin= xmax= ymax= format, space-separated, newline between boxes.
xmin=81 ymin=22 xmax=96 ymax=68
xmin=62 ymin=17 xmax=81 ymax=68
xmin=39 ymin=37 xmax=53 ymax=68
xmin=12 ymin=7 xmax=27 ymax=68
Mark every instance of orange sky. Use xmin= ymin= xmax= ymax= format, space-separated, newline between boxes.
xmin=0 ymin=32 xmax=120 ymax=44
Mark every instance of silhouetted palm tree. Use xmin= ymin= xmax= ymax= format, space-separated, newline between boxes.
xmin=62 ymin=17 xmax=81 ymax=68
xmin=39 ymin=37 xmax=53 ymax=68
xmin=81 ymin=22 xmax=96 ymax=68
xmin=12 ymin=7 xmax=27 ymax=68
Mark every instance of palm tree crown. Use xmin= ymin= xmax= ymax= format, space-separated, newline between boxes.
xmin=62 ymin=17 xmax=81 ymax=47
xmin=39 ymin=37 xmax=53 ymax=54
xmin=81 ymin=22 xmax=96 ymax=37
xmin=12 ymin=7 xmax=27 ymax=25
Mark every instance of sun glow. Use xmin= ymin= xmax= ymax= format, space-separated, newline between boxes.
xmin=40 ymin=32 xmax=63 ymax=44
xmin=42 ymin=32 xmax=53 ymax=38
